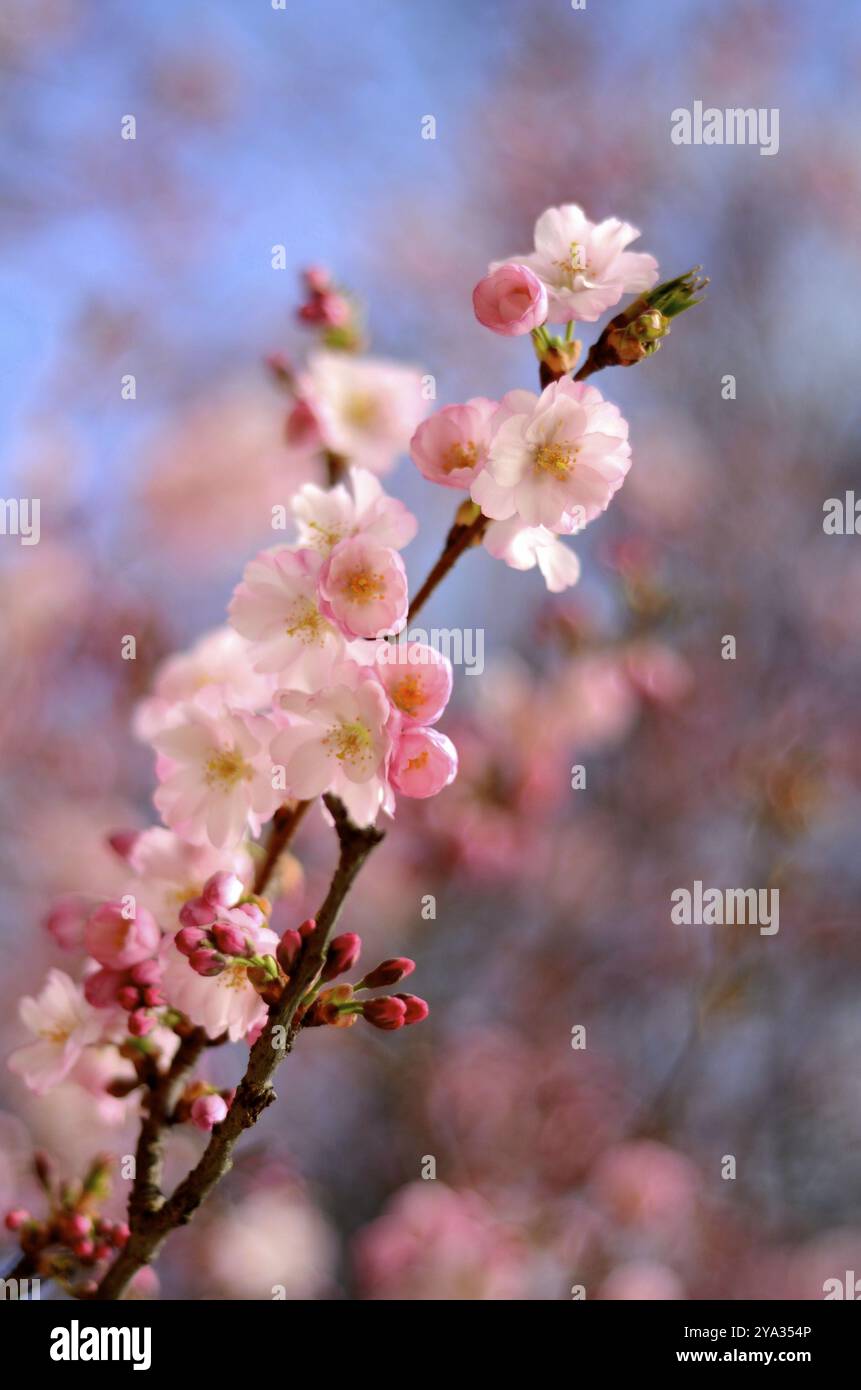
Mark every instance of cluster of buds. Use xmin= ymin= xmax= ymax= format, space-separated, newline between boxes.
xmin=296 ymin=267 xmax=363 ymax=350
xmin=175 ymin=1081 xmax=236 ymax=1133
xmin=82 ymin=900 xmax=165 ymax=1037
xmin=297 ymin=934 xmax=429 ymax=1033
xmin=3 ymin=1152 xmax=128 ymax=1286
xmin=584 ymin=267 xmax=709 ymax=373
xmin=176 ymin=872 xmax=278 ymax=987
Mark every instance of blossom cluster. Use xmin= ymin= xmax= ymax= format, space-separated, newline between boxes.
xmin=5 ymin=199 xmax=667 ymax=1297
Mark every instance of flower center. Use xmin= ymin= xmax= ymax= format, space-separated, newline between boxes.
xmin=222 ymin=961 xmax=250 ymax=991
xmin=343 ymin=567 xmax=386 ymax=604
xmin=204 ymin=748 xmax=253 ymax=789
xmin=322 ymin=719 xmax=374 ymax=770
xmin=555 ymin=241 xmax=593 ymax=285
xmin=406 ymin=750 xmax=430 ymax=773
xmin=390 ymin=673 xmax=425 ymax=717
xmin=40 ymin=1023 xmax=72 ymax=1044
xmin=442 ymin=441 xmax=478 ymax=474
xmin=307 ymin=520 xmax=347 ymax=553
xmin=344 ymin=392 xmax=379 ymax=430
xmin=534 ymin=442 xmax=578 ymax=480
xmin=285 ymin=597 xmax=330 ymax=645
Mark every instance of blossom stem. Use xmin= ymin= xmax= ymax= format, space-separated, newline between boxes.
xmin=93 ymin=796 xmax=383 ymax=1300
xmin=252 ymin=797 xmax=312 ymax=896
xmin=407 ymin=511 xmax=489 ymax=623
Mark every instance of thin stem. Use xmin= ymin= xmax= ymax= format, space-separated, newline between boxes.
xmin=253 ymin=797 xmax=311 ymax=896
xmin=94 ymin=796 xmax=383 ymax=1300
xmin=407 ymin=512 xmax=489 ymax=623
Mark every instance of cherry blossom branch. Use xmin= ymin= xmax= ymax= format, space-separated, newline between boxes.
xmin=407 ymin=507 xmax=490 ymax=623
xmin=94 ymin=795 xmax=383 ymax=1300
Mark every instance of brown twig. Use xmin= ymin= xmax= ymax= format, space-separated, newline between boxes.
xmin=252 ymin=797 xmax=311 ymax=895
xmin=407 ymin=511 xmax=489 ymax=623
xmin=94 ymin=795 xmax=383 ymax=1300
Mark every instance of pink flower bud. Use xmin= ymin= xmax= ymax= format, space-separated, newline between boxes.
xmin=321 ymin=932 xmax=362 ymax=982
xmin=201 ymin=871 xmax=244 ymax=909
xmin=84 ymin=968 xmax=124 ymax=1009
xmin=303 ymin=266 xmax=331 ymax=295
xmin=129 ymin=958 xmax=161 ymax=987
xmin=84 ymin=901 xmax=161 ymax=970
xmin=232 ymin=902 xmax=265 ymax=928
xmin=175 ymin=926 xmax=207 ymax=957
xmin=117 ymin=985 xmax=142 ymax=1012
xmin=179 ymin=896 xmax=216 ymax=929
xmin=298 ymin=917 xmax=316 ymax=939
xmin=362 ymin=996 xmax=407 ymax=1031
xmin=276 ymin=928 xmax=303 ymax=973
xmin=212 ymin=922 xmax=249 ymax=957
xmin=396 ymin=993 xmax=430 ymax=1025
xmin=129 ymin=1009 xmax=156 ymax=1037
xmin=472 ymin=262 xmax=548 ymax=337
xmin=189 ymin=948 xmax=227 ymax=977
xmin=190 ymin=1094 xmax=229 ymax=1132
xmin=360 ymin=958 xmax=416 ymax=989
xmin=142 ymin=986 xmax=165 ymax=1008
xmin=285 ymin=398 xmax=320 ymax=448
xmin=73 ymin=1238 xmax=95 ymax=1261
xmin=5 ymin=1209 xmax=29 ymax=1232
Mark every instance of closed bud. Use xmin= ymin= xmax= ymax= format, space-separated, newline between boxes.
xmin=212 ymin=922 xmax=249 ymax=957
xmin=84 ymin=968 xmax=123 ymax=1009
xmin=116 ymin=985 xmax=141 ymax=1012
xmin=322 ymin=932 xmax=362 ymax=982
xmin=189 ymin=948 xmax=227 ymax=977
xmin=298 ymin=917 xmax=316 ymax=939
xmin=276 ymin=928 xmax=303 ymax=973
xmin=129 ymin=1009 xmax=156 ymax=1037
xmin=359 ymin=957 xmax=415 ymax=989
xmin=175 ymin=926 xmax=207 ymax=957
xmin=179 ymin=896 xmax=216 ymax=929
xmin=201 ymin=871 xmax=244 ymax=909
xmin=396 ymin=993 xmax=430 ymax=1025
xmin=362 ymin=996 xmax=407 ymax=1031
xmin=129 ymin=958 xmax=161 ymax=987
xmin=5 ymin=1209 xmax=30 ymax=1232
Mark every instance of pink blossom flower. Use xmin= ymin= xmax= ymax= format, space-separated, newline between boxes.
xmin=190 ymin=1094 xmax=228 ymax=1131
xmin=84 ymin=900 xmax=161 ymax=970
xmin=390 ymin=727 xmax=458 ymax=798
xmin=8 ymin=970 xmax=104 ymax=1096
xmin=373 ymin=642 xmax=453 ymax=726
xmin=292 ymin=467 xmax=417 ymax=554
xmin=301 ymin=351 xmax=429 ymax=474
xmin=492 ymin=203 xmax=658 ymax=323
xmin=318 ymin=536 xmax=408 ymax=640
xmin=483 ymin=519 xmax=581 ymax=592
xmin=133 ymin=626 xmax=276 ymax=740
xmin=153 ymin=707 xmax=281 ymax=850
xmin=228 ymin=547 xmax=344 ymax=681
xmin=44 ymin=895 xmax=92 ymax=952
xmin=159 ymin=926 xmax=279 ymax=1041
xmin=409 ymin=398 xmax=498 ymax=490
xmin=472 ymin=263 xmax=548 ymax=336
xmin=471 ymin=379 xmax=630 ymax=531
xmin=271 ymin=666 xmax=393 ymax=826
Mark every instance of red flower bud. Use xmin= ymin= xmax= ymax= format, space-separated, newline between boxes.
xmin=129 ymin=1009 xmax=155 ymax=1037
xmin=322 ymin=932 xmax=361 ymax=982
xmin=276 ymin=928 xmax=303 ymax=973
xmin=116 ymin=985 xmax=141 ymax=1012
xmin=189 ymin=948 xmax=226 ymax=977
xmin=360 ymin=957 xmax=415 ymax=989
xmin=179 ymin=897 xmax=215 ymax=929
xmin=5 ymin=1209 xmax=29 ymax=1231
xmin=298 ymin=917 xmax=316 ymax=939
xmin=396 ymin=993 xmax=430 ymax=1025
xmin=212 ymin=922 xmax=249 ymax=957
xmin=362 ymin=996 xmax=407 ymax=1031
xmin=83 ymin=968 xmax=123 ymax=1009
xmin=129 ymin=958 xmax=161 ymax=987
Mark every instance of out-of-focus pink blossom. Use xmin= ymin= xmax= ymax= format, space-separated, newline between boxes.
xmin=8 ymin=970 xmax=104 ymax=1096
xmin=83 ymin=901 xmax=161 ymax=971
xmin=228 ymin=547 xmax=344 ymax=681
xmin=483 ymin=518 xmax=581 ymax=591
xmin=472 ymin=263 xmax=548 ymax=336
xmin=301 ymin=351 xmax=429 ymax=475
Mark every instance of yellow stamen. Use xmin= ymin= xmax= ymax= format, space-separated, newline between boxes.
xmin=344 ymin=568 xmax=386 ymax=604
xmin=390 ymin=673 xmax=425 ymax=717
xmin=204 ymin=748 xmax=253 ymax=789
xmin=285 ymin=598 xmax=329 ymax=645
xmin=322 ymin=719 xmax=374 ymax=770
xmin=534 ymin=442 xmax=578 ymax=480
xmin=441 ymin=441 xmax=478 ymax=474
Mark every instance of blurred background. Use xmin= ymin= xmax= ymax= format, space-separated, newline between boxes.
xmin=1 ymin=0 xmax=861 ymax=1299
